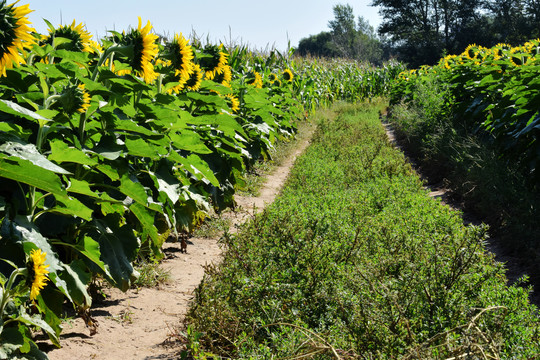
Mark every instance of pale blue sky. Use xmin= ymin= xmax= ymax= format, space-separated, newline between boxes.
xmin=25 ymin=1 xmax=382 ymax=51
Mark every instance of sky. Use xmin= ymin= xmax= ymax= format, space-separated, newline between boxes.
xmin=25 ymin=1 xmax=383 ymax=52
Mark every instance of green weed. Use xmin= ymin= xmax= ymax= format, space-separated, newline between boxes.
xmin=184 ymin=101 xmax=540 ymax=358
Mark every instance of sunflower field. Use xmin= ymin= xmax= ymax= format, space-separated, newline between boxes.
xmin=392 ymin=40 xmax=540 ymax=176
xmin=0 ymin=2 xmax=402 ymax=358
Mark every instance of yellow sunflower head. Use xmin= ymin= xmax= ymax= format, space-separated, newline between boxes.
xmin=463 ymin=44 xmax=480 ymax=60
xmin=225 ymin=93 xmax=240 ymax=113
xmin=199 ymin=43 xmax=228 ymax=80
xmin=0 ymin=0 xmax=35 ymax=76
xmin=27 ymin=248 xmax=49 ymax=301
xmin=247 ymin=71 xmax=263 ymax=88
xmin=212 ymin=65 xmax=232 ymax=86
xmin=185 ymin=63 xmax=203 ymax=91
xmin=509 ymin=47 xmax=529 ymax=67
xmin=57 ymin=83 xmax=91 ymax=114
xmin=164 ymin=33 xmax=194 ymax=81
xmin=165 ymin=71 xmax=189 ymax=94
xmin=119 ymin=17 xmax=159 ymax=84
xmin=268 ymin=73 xmax=278 ymax=83
xmin=46 ymin=20 xmax=93 ymax=53
xmin=282 ymin=68 xmax=294 ymax=82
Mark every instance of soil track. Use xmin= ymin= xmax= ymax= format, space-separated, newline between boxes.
xmin=43 ymin=124 xmax=315 ymax=360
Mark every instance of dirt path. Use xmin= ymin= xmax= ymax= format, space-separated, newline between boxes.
xmin=43 ymin=125 xmax=314 ymax=360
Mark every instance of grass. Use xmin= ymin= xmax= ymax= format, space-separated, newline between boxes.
xmin=132 ymin=259 xmax=171 ymax=288
xmin=182 ymin=100 xmax=540 ymax=358
xmin=236 ymin=120 xmax=316 ymax=197
xmin=387 ymin=76 xmax=540 ymax=281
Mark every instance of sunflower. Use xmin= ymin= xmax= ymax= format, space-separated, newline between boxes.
xmin=120 ymin=17 xmax=159 ymax=84
xmin=0 ymin=0 xmax=35 ymax=76
xmin=57 ymin=83 xmax=91 ymax=114
xmin=165 ymin=71 xmax=189 ymax=94
xmin=166 ymin=33 xmax=194 ymax=80
xmin=225 ymin=93 xmax=240 ymax=113
xmin=463 ymin=44 xmax=479 ymax=60
xmin=509 ymin=47 xmax=529 ymax=67
xmin=185 ymin=63 xmax=203 ymax=91
xmin=282 ymin=68 xmax=294 ymax=82
xmin=28 ymin=249 xmax=49 ymax=301
xmin=247 ymin=71 xmax=263 ymax=88
xmin=199 ymin=44 xmax=228 ymax=80
xmin=45 ymin=20 xmax=93 ymax=53
xmin=77 ymin=84 xmax=91 ymax=113
xmin=268 ymin=73 xmax=278 ymax=83
xmin=213 ymin=65 xmax=232 ymax=86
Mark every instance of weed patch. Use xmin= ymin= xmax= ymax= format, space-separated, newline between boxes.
xmin=185 ymin=101 xmax=539 ymax=358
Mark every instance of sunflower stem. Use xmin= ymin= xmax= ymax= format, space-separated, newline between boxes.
xmin=0 ymin=268 xmax=24 ymax=317
xmin=157 ymin=74 xmax=163 ymax=94
xmin=91 ymin=46 xmax=116 ymax=81
xmin=44 ymin=94 xmax=61 ymax=110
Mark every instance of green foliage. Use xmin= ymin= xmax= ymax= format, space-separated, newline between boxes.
xmin=185 ymin=101 xmax=540 ymax=358
xmin=297 ymin=4 xmax=383 ymax=64
xmin=374 ymin=0 xmax=540 ymax=67
xmin=389 ymin=41 xmax=540 ymax=260
xmin=0 ymin=6 xmax=405 ymax=357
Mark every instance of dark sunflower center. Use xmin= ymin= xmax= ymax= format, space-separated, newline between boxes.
xmin=185 ymin=70 xmax=199 ymax=87
xmin=123 ymin=30 xmax=144 ymax=71
xmin=199 ymin=46 xmax=221 ymax=72
xmin=0 ymin=2 xmax=19 ymax=56
xmin=169 ymin=42 xmax=185 ymax=69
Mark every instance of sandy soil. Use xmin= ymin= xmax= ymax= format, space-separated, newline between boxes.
xmin=43 ymin=126 xmax=314 ymax=360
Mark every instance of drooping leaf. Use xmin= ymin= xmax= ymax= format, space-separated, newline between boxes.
xmin=0 ymin=136 xmax=70 ymax=174
xmin=58 ymin=260 xmax=92 ymax=310
xmin=0 ymin=157 xmax=67 ymax=197
xmin=0 ymin=99 xmax=51 ymax=123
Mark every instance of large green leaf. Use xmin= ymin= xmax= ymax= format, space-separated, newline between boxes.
xmin=0 ymin=157 xmax=67 ymax=197
xmin=113 ymin=118 xmax=160 ymax=137
xmin=129 ymin=202 xmax=162 ymax=257
xmin=149 ymin=170 xmax=182 ymax=204
xmin=0 ymin=99 xmax=51 ymax=124
xmin=118 ymin=173 xmax=149 ymax=207
xmin=48 ymin=140 xmax=98 ymax=166
xmin=170 ymin=131 xmax=212 ymax=154
xmin=0 ymin=136 xmax=70 ymax=174
xmin=17 ymin=310 xmax=59 ymax=346
xmin=49 ymin=195 xmax=93 ymax=221
xmin=176 ymin=154 xmax=220 ymax=187
xmin=53 ymin=236 xmax=112 ymax=280
xmin=58 ymin=260 xmax=92 ymax=310
xmin=124 ymin=136 xmax=162 ymax=159
xmin=90 ymin=218 xmax=140 ymax=291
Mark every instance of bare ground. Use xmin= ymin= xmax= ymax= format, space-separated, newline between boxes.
xmin=43 ymin=123 xmax=315 ymax=360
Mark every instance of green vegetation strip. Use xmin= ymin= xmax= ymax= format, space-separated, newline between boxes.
xmin=186 ymin=101 xmax=539 ymax=359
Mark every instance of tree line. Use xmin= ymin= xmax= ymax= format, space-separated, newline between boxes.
xmin=297 ymin=1 xmax=540 ymax=67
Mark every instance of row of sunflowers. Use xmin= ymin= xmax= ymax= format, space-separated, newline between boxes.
xmin=392 ymin=39 xmax=540 ymax=176
xmin=0 ymin=1 xmax=402 ymax=358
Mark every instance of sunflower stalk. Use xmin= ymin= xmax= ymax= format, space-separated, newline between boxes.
xmin=91 ymin=45 xmax=132 ymax=81
xmin=0 ymin=267 xmax=25 ymax=321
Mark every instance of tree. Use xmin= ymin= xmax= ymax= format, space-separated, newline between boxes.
xmin=297 ymin=4 xmax=384 ymax=64
xmin=297 ymin=31 xmax=338 ymax=57
xmin=371 ymin=0 xmax=485 ymax=66
xmin=328 ymin=4 xmax=357 ymax=58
